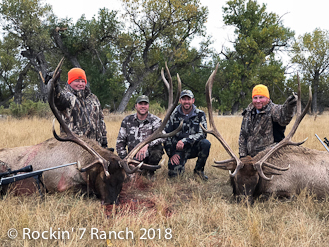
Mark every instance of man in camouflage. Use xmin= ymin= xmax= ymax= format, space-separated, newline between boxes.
xmin=239 ymin=84 xmax=297 ymax=158
xmin=164 ymin=89 xmax=211 ymax=181
xmin=116 ymin=95 xmax=164 ymax=180
xmin=54 ymin=68 xmax=108 ymax=148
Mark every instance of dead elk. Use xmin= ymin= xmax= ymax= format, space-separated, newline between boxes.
xmin=203 ymin=65 xmax=329 ymax=204
xmin=0 ymin=60 xmax=182 ymax=204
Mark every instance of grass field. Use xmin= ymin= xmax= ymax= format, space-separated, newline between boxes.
xmin=1 ymin=112 xmax=329 ymax=246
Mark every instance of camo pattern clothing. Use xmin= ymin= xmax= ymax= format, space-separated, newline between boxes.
xmin=116 ymin=113 xmax=164 ymax=161
xmin=239 ymin=100 xmax=295 ymax=158
xmin=164 ymin=105 xmax=211 ymax=175
xmin=54 ymin=84 xmax=108 ymax=147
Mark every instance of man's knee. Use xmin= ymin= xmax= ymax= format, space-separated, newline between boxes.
xmin=199 ymin=139 xmax=211 ymax=152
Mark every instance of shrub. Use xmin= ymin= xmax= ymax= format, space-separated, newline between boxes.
xmin=8 ymin=100 xmax=52 ymax=118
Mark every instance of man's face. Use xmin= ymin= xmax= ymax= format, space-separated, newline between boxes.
xmin=252 ymin=95 xmax=269 ymax=110
xmin=70 ymin=79 xmax=86 ymax=91
xmin=179 ymin=96 xmax=195 ymax=112
xmin=135 ymin=101 xmax=149 ymax=116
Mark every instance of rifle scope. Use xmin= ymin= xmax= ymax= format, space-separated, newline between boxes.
xmin=0 ymin=165 xmax=33 ymax=178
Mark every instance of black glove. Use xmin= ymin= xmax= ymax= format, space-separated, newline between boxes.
xmin=286 ymin=93 xmax=297 ymax=107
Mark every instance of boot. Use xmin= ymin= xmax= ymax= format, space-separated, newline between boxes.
xmin=194 ymin=169 xmax=208 ymax=181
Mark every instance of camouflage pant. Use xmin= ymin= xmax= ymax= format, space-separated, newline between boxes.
xmin=167 ymin=139 xmax=211 ymax=177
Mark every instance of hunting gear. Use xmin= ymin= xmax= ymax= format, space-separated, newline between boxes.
xmin=116 ymin=95 xmax=165 ymax=181
xmin=52 ymin=68 xmax=108 ymax=148
xmin=164 ymin=89 xmax=211 ymax=181
xmin=239 ymin=84 xmax=297 ymax=158
xmin=0 ymin=162 xmax=78 ymax=198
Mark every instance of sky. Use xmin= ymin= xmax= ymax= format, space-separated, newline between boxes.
xmin=47 ymin=0 xmax=329 ymax=64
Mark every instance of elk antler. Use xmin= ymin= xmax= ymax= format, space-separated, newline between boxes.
xmin=123 ymin=67 xmax=183 ymax=168
xmin=200 ymin=63 xmax=244 ymax=177
xmin=253 ymin=76 xmax=312 ymax=180
xmin=48 ymin=58 xmax=111 ymax=177
xmin=161 ymin=62 xmax=173 ymax=108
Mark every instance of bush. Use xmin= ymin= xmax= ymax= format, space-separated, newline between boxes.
xmin=8 ymin=100 xmax=52 ymax=118
xmin=149 ymin=101 xmax=166 ymax=115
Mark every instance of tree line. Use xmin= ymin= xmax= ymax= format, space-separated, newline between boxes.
xmin=1 ymin=0 xmax=329 ymax=114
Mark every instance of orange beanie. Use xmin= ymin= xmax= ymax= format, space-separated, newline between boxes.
xmin=252 ymin=84 xmax=270 ymax=99
xmin=67 ymin=68 xmax=87 ymax=84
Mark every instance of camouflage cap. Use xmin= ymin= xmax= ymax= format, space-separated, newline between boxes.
xmin=136 ymin=95 xmax=149 ymax=104
xmin=180 ymin=89 xmax=194 ymax=99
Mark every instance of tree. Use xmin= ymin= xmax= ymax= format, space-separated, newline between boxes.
xmin=0 ymin=0 xmax=54 ymax=102
xmin=217 ymin=0 xmax=294 ymax=113
xmin=291 ymin=28 xmax=329 ymax=114
xmin=115 ymin=0 xmax=210 ymax=112
xmin=51 ymin=8 xmax=125 ymax=109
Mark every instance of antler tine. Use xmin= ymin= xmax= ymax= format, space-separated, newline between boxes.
xmin=297 ymin=72 xmax=301 ymax=117
xmin=253 ymin=82 xmax=312 ymax=180
xmin=48 ymin=58 xmax=110 ymax=176
xmin=161 ymin=62 xmax=173 ymax=107
xmin=200 ymin=63 xmax=243 ymax=177
xmin=123 ymin=70 xmax=183 ymax=166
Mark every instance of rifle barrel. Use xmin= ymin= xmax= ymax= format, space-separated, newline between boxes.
xmin=315 ymin=134 xmax=329 ymax=153
xmin=0 ymin=162 xmax=77 ymax=186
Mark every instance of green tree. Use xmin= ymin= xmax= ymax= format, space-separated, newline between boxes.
xmin=51 ymin=8 xmax=125 ymax=109
xmin=218 ymin=0 xmax=294 ymax=113
xmin=0 ymin=0 xmax=54 ymax=102
xmin=115 ymin=0 xmax=210 ymax=112
xmin=291 ymin=28 xmax=329 ymax=114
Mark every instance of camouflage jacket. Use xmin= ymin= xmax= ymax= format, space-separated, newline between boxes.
xmin=54 ymin=84 xmax=108 ymax=147
xmin=239 ymin=100 xmax=295 ymax=157
xmin=116 ymin=113 xmax=163 ymax=159
xmin=164 ymin=104 xmax=207 ymax=157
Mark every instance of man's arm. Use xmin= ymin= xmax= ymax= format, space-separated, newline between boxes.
xmin=148 ymin=117 xmax=164 ymax=147
xmin=97 ymin=98 xmax=108 ymax=148
xmin=238 ymin=113 xmax=248 ymax=158
xmin=180 ymin=111 xmax=207 ymax=146
xmin=54 ymin=84 xmax=71 ymax=111
xmin=116 ymin=119 xmax=128 ymax=159
xmin=272 ymin=94 xmax=297 ymax=126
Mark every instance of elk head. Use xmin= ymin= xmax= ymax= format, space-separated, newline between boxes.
xmin=202 ymin=65 xmax=312 ymax=203
xmin=48 ymin=58 xmax=182 ymax=204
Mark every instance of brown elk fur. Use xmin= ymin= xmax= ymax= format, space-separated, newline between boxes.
xmin=230 ymin=145 xmax=329 ymax=202
xmin=0 ymin=136 xmax=125 ymax=204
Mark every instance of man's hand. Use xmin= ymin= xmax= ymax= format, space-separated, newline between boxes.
xmin=176 ymin=140 xmax=185 ymax=150
xmin=170 ymin=154 xmax=181 ymax=165
xmin=286 ymin=93 xmax=297 ymax=107
xmin=135 ymin=144 xmax=149 ymax=161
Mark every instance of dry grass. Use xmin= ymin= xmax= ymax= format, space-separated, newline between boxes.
xmin=1 ymin=113 xmax=329 ymax=246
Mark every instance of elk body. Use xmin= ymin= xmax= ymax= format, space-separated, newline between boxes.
xmin=0 ymin=138 xmax=125 ymax=204
xmin=204 ymin=65 xmax=329 ymax=203
xmin=229 ymin=146 xmax=329 ymax=201
xmin=0 ymin=60 xmax=182 ymax=204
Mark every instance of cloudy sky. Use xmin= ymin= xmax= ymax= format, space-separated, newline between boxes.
xmin=47 ymin=0 xmax=329 ymax=63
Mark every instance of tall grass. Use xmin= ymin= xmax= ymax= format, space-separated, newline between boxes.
xmin=1 ymin=113 xmax=329 ymax=246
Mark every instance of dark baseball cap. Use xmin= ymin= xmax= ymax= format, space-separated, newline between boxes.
xmin=180 ymin=89 xmax=194 ymax=99
xmin=136 ymin=95 xmax=149 ymax=104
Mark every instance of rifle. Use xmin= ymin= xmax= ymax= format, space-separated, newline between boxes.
xmin=315 ymin=134 xmax=329 ymax=153
xmin=0 ymin=165 xmax=33 ymax=178
xmin=0 ymin=162 xmax=78 ymax=198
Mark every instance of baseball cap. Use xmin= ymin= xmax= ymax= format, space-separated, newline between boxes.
xmin=136 ymin=95 xmax=149 ymax=104
xmin=180 ymin=89 xmax=194 ymax=99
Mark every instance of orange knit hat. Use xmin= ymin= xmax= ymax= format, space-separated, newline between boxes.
xmin=252 ymin=84 xmax=270 ymax=99
xmin=67 ymin=68 xmax=87 ymax=84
